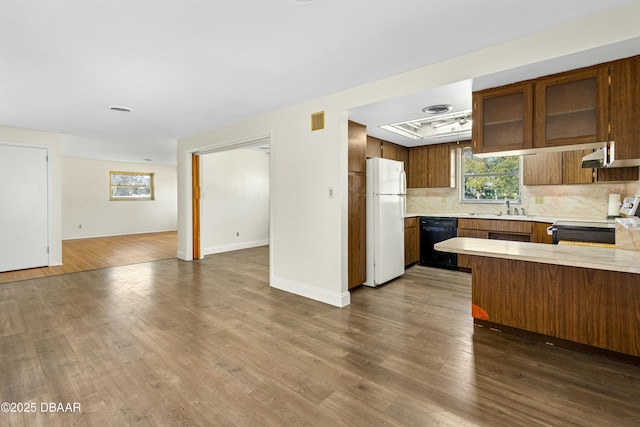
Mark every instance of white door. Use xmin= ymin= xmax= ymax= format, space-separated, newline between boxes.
xmin=0 ymin=144 xmax=49 ymax=272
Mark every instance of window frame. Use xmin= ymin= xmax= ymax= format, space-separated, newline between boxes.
xmin=109 ymin=171 xmax=155 ymax=201
xmin=459 ymin=147 xmax=521 ymax=204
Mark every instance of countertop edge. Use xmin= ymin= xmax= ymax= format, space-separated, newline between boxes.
xmin=435 ymin=237 xmax=640 ymax=275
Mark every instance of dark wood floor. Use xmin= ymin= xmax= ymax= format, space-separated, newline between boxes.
xmin=1 ymin=246 xmax=639 ymax=426
xmin=0 ymin=231 xmax=178 ymax=284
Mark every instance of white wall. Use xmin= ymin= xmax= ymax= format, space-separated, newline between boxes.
xmin=201 ymin=149 xmax=269 ymax=254
xmin=62 ymin=158 xmax=177 ymax=239
xmin=0 ymin=126 xmax=63 ymax=266
xmin=176 ymin=3 xmax=640 ymax=307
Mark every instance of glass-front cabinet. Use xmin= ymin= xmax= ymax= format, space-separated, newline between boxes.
xmin=472 ymin=83 xmax=533 ymax=154
xmin=533 ymin=66 xmax=609 ymax=147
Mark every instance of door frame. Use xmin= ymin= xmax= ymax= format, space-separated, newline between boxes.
xmin=0 ymin=141 xmax=53 ymax=267
xmin=184 ymin=133 xmax=272 ymax=261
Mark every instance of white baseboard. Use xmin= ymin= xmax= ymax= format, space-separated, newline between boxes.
xmin=177 ymin=250 xmax=190 ymax=261
xmin=202 ymin=239 xmax=269 ymax=256
xmin=62 ymin=229 xmax=178 ymax=241
xmin=270 ymin=275 xmax=351 ymax=308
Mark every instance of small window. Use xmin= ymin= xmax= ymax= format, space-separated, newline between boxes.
xmin=110 ymin=171 xmax=154 ymax=201
xmin=461 ymin=147 xmax=520 ymax=203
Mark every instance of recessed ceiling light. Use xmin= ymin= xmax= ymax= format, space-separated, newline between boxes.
xmin=108 ymin=105 xmax=133 ymax=113
xmin=422 ymin=104 xmax=453 ymax=115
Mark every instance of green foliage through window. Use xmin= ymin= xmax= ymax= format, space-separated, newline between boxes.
xmin=461 ymin=147 xmax=520 ymax=202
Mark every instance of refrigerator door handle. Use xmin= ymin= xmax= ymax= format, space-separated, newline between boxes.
xmin=399 ymin=170 xmax=407 ymax=195
xmin=401 ymin=196 xmax=406 ymax=230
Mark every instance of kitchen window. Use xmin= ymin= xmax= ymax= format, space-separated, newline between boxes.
xmin=460 ymin=147 xmax=520 ymax=203
xmin=110 ymin=171 xmax=155 ymax=201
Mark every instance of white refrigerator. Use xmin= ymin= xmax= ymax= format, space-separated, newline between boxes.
xmin=365 ymin=157 xmax=406 ymax=287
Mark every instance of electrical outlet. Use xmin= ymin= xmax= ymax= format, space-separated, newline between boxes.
xmin=236 ymin=232 xmax=240 ymax=237
xmin=78 ymin=224 xmax=82 ymax=229
xmin=535 ymin=196 xmax=545 ymax=205
xmin=328 ymin=187 xmax=334 ymax=199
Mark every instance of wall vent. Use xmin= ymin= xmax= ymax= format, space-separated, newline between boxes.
xmin=311 ymin=111 xmax=325 ymax=131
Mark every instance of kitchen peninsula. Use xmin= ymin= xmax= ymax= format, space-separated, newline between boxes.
xmin=435 ymin=238 xmax=640 ymax=362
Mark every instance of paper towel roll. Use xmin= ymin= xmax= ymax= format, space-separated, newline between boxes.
xmin=608 ymin=193 xmax=621 ymax=216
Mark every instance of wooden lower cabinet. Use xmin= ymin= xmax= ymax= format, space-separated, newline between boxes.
xmin=456 ymin=229 xmax=487 ymax=269
xmin=457 ymin=219 xmax=555 ymax=270
xmin=471 ymin=256 xmax=640 ymax=358
xmin=404 ymin=217 xmax=419 ymax=266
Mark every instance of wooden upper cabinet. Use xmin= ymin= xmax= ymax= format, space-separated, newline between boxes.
xmin=523 ymin=150 xmax=595 ymax=186
xmin=427 ymin=143 xmax=452 ymax=188
xmin=522 ymin=152 xmax=563 ymax=185
xmin=408 ymin=143 xmax=451 ymax=188
xmin=366 ymin=136 xmax=382 ymax=158
xmin=609 ymin=55 xmax=640 ymax=163
xmin=348 ymin=121 xmax=367 ymax=173
xmin=381 ymin=140 xmax=397 ymax=160
xmin=408 ymin=145 xmax=428 ymax=188
xmin=563 ymin=149 xmax=595 ymax=184
xmin=534 ymin=66 xmax=609 ymax=148
xmin=472 ymin=82 xmax=533 ymax=154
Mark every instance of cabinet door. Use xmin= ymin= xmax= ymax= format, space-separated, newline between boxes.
xmin=395 ymin=145 xmax=409 ymax=174
xmin=534 ymin=67 xmax=609 ymax=147
xmin=366 ymin=136 xmax=382 ymax=159
xmin=381 ymin=140 xmax=397 ymax=160
xmin=563 ymin=150 xmax=594 ymax=184
xmin=456 ymin=229 xmax=488 ymax=270
xmin=403 ymin=218 xmax=419 ymax=266
xmin=472 ymin=83 xmax=533 ymax=154
xmin=522 ymin=151 xmax=563 ymax=185
xmin=348 ymin=121 xmax=367 ymax=173
xmin=348 ymin=172 xmax=366 ymax=288
xmin=427 ymin=143 xmax=452 ymax=188
xmin=408 ymin=146 xmax=428 ymax=188
xmin=597 ymin=166 xmax=639 ymax=182
xmin=532 ymin=222 xmax=554 ymax=244
xmin=609 ymin=55 xmax=640 ymax=162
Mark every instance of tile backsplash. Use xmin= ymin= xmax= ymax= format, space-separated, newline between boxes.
xmin=407 ymin=181 xmax=640 ymax=220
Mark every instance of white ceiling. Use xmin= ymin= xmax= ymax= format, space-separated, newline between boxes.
xmin=1 ymin=0 xmax=638 ymax=164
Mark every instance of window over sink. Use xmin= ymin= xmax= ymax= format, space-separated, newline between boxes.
xmin=460 ymin=147 xmax=520 ymax=203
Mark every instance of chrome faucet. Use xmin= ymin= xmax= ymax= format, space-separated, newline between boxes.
xmin=521 ymin=208 xmax=526 ymax=216
xmin=514 ymin=207 xmax=519 ymax=215
xmin=505 ymin=200 xmax=511 ymax=215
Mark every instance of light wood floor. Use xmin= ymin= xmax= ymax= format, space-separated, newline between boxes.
xmin=1 ymin=247 xmax=639 ymax=426
xmin=0 ymin=231 xmax=177 ymax=284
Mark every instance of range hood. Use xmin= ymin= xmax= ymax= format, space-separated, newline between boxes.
xmin=581 ymin=141 xmax=640 ymax=168
xmin=581 ymin=146 xmax=607 ymax=168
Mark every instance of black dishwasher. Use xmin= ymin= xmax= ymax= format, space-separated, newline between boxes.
xmin=420 ymin=217 xmax=458 ymax=270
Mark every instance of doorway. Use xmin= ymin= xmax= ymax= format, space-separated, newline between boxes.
xmin=195 ymin=144 xmax=270 ymax=257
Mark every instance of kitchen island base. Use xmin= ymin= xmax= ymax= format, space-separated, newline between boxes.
xmin=470 ymin=255 xmax=640 ymax=362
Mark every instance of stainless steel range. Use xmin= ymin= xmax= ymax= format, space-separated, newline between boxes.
xmin=550 ymin=220 xmax=616 ymax=245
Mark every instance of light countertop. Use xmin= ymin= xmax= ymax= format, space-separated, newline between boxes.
xmin=434 ymin=237 xmax=640 ymax=274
